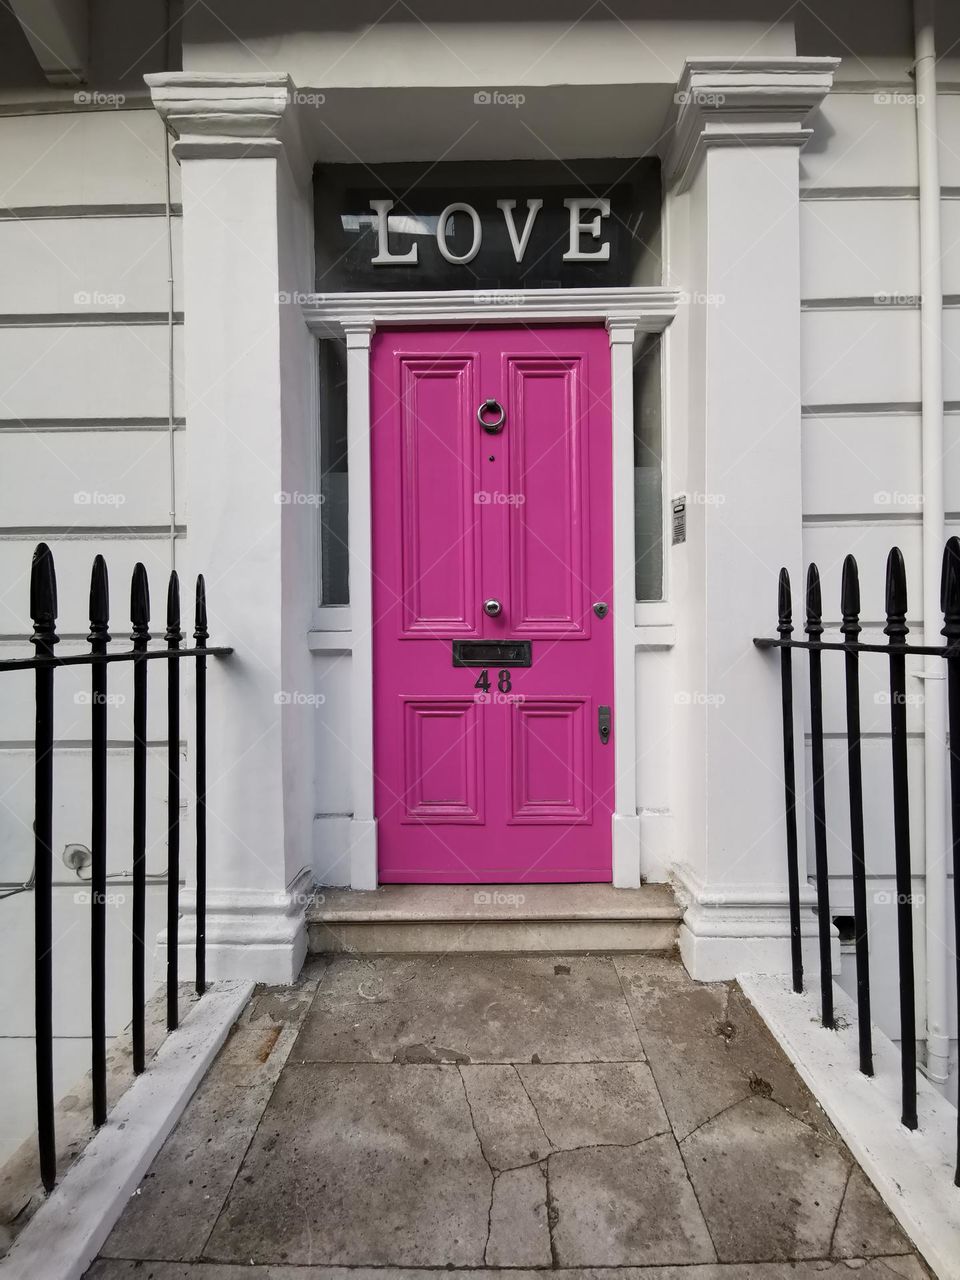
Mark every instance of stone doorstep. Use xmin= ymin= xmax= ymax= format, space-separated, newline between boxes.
xmin=306 ymin=883 xmax=682 ymax=954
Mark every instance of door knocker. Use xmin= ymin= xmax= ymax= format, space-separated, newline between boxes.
xmin=477 ymin=398 xmax=505 ymax=434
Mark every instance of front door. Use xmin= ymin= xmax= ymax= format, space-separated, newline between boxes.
xmin=371 ymin=325 xmax=614 ymax=883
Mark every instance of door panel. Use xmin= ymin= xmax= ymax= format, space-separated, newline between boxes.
xmin=510 ymin=698 xmax=590 ymax=824
xmin=507 ymin=357 xmax=585 ymax=634
xmin=372 ymin=325 xmax=613 ymax=883
xmin=398 ymin=356 xmax=479 ymax=635
xmin=401 ymin=698 xmax=483 ymax=824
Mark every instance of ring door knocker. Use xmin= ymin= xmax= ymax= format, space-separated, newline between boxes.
xmin=477 ymin=398 xmax=505 ymax=434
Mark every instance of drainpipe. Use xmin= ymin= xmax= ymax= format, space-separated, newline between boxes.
xmin=163 ymin=0 xmax=177 ymax=572
xmin=163 ymin=120 xmax=177 ymax=572
xmin=914 ymin=0 xmax=950 ymax=1086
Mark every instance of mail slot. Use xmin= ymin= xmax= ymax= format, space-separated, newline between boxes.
xmin=452 ymin=640 xmax=532 ymax=668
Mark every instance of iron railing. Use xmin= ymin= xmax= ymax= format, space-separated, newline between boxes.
xmin=0 ymin=543 xmax=231 ymax=1192
xmin=756 ymin=537 xmax=960 ymax=1184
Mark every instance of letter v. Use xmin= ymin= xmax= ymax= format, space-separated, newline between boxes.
xmin=497 ymin=199 xmax=543 ymax=264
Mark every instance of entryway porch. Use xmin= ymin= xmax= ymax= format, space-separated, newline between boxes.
xmin=85 ymin=952 xmax=925 ymax=1277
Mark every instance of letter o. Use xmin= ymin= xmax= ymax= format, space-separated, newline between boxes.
xmin=436 ymin=202 xmax=481 ymax=264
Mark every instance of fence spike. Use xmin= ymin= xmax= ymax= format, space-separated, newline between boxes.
xmin=841 ymin=554 xmax=861 ymax=633
xmin=777 ymin=568 xmax=793 ymax=636
xmin=194 ymin=574 xmax=208 ymax=645
xmin=30 ymin=543 xmax=59 ymax=643
xmin=88 ymin=555 xmax=110 ymax=645
xmin=165 ymin=570 xmax=183 ymax=645
xmin=941 ymin=536 xmax=960 ymax=637
xmin=805 ymin=562 xmax=823 ymax=638
xmin=884 ymin=546 xmax=909 ymax=641
xmin=130 ymin=563 xmax=151 ymax=641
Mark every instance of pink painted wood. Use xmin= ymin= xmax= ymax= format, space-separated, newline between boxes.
xmin=371 ymin=326 xmax=614 ymax=882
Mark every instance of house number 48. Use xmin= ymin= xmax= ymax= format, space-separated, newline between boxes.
xmin=474 ymin=670 xmax=513 ymax=694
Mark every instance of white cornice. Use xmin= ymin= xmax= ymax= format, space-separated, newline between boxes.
xmin=666 ymin=56 xmax=840 ymax=192
xmin=145 ymin=72 xmax=294 ymax=160
xmin=301 ymin=287 xmax=679 ymax=337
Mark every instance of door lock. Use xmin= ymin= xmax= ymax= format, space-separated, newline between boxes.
xmin=593 ymin=602 xmax=609 ymax=619
xmin=598 ymin=705 xmax=611 ymax=744
xmin=483 ymin=598 xmax=503 ymax=617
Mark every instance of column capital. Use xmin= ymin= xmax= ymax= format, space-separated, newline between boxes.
xmin=342 ymin=318 xmax=377 ymax=348
xmin=605 ymin=319 xmax=637 ymax=347
xmin=145 ymin=71 xmax=296 ymax=160
xmin=665 ymin=56 xmax=839 ymax=192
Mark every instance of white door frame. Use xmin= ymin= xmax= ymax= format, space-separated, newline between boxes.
xmin=303 ymin=286 xmax=679 ymax=889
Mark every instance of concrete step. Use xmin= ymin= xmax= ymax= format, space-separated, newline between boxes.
xmin=306 ymin=883 xmax=681 ymax=955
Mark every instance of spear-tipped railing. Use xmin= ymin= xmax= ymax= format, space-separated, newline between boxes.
xmin=0 ymin=544 xmax=231 ymax=1192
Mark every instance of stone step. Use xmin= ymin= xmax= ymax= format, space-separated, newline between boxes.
xmin=306 ymin=883 xmax=681 ymax=955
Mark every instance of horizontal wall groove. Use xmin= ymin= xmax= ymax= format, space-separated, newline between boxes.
xmin=0 ymin=740 xmax=182 ymax=751
xmin=0 ymin=203 xmax=181 ymax=220
xmin=0 ymin=525 xmax=185 ymax=540
xmin=803 ymin=512 xmax=922 ymax=525
xmin=801 ymin=296 xmax=960 ymax=311
xmin=0 ymin=312 xmax=183 ymax=328
xmin=0 ymin=417 xmax=185 ymax=432
xmin=802 ymin=186 xmax=920 ymax=201
xmin=802 ymin=297 xmax=918 ymax=311
xmin=0 ymin=98 xmax=153 ymax=118
xmin=802 ymin=402 xmax=960 ymax=417
xmin=806 ymin=731 xmax=922 ymax=741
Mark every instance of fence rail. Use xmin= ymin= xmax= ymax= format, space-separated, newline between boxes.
xmin=755 ymin=536 xmax=960 ymax=1185
xmin=0 ymin=543 xmax=231 ymax=1192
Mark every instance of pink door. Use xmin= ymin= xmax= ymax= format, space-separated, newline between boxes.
xmin=371 ymin=326 xmax=614 ymax=883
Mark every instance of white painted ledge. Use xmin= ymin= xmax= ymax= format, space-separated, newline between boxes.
xmin=2 ymin=979 xmax=254 ymax=1280
xmin=741 ymin=972 xmax=960 ymax=1280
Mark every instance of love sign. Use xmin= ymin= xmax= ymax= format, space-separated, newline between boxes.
xmin=315 ymin=160 xmax=661 ymax=292
xmin=368 ymin=197 xmax=611 ymax=266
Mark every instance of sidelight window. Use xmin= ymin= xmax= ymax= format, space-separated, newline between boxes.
xmin=633 ymin=334 xmax=664 ymax=602
xmin=318 ymin=336 xmax=349 ymax=606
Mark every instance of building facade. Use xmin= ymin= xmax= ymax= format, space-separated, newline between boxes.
xmin=1 ymin=0 xmax=959 ymax=1150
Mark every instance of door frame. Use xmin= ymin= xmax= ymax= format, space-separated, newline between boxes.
xmin=303 ymin=286 xmax=679 ymax=889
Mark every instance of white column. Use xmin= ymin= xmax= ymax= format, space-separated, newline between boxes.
xmin=665 ymin=57 xmax=838 ymax=978
xmin=608 ymin=320 xmax=641 ymax=887
xmin=147 ymin=73 xmax=314 ymax=982
xmin=343 ymin=320 xmax=378 ymax=889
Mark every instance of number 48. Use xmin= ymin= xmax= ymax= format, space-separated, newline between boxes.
xmin=474 ymin=669 xmax=512 ymax=694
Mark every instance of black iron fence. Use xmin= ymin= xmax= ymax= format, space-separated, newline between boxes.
xmin=0 ymin=543 xmax=231 ymax=1192
xmin=755 ymin=537 xmax=960 ymax=1184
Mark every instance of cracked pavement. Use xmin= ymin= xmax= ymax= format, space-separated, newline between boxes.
xmin=86 ymin=954 xmax=930 ymax=1278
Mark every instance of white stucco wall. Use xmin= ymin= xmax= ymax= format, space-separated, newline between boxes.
xmin=794 ymin=1 xmax=959 ymax=1098
xmin=0 ymin=6 xmax=182 ymax=1159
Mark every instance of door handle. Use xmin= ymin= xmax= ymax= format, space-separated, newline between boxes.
xmin=483 ymin=598 xmax=503 ymax=617
xmin=598 ymin=705 xmax=611 ymax=744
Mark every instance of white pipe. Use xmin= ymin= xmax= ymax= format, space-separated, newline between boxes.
xmin=164 ymin=117 xmax=177 ymax=573
xmin=163 ymin=0 xmax=177 ymax=572
xmin=914 ymin=0 xmax=950 ymax=1085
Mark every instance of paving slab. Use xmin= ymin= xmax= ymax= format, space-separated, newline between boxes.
xmin=460 ymin=1064 xmax=554 ymax=1169
xmin=101 ymin=969 xmax=323 ymax=1262
xmin=615 ymin=956 xmax=833 ymax=1141
xmin=680 ymin=1094 xmax=850 ymax=1262
xmin=485 ymin=1163 xmax=551 ymax=1266
xmin=203 ymin=1063 xmax=491 ymax=1266
xmin=518 ymin=1061 xmax=668 ymax=1149
xmin=832 ymin=1166 xmax=914 ymax=1258
xmin=86 ymin=1261 xmax=930 ymax=1280
xmin=293 ymin=954 xmax=642 ymax=1064
xmin=548 ymin=1132 xmax=716 ymax=1266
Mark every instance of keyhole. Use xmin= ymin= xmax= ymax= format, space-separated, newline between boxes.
xmin=488 ymin=455 xmax=495 ymax=461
